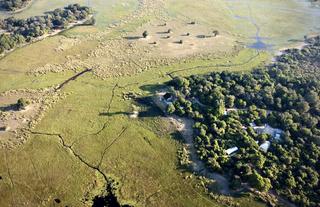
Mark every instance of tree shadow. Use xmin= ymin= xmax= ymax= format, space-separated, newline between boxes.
xmin=134 ymin=97 xmax=164 ymax=118
xmin=123 ymin=36 xmax=141 ymax=40
xmin=139 ymin=83 xmax=166 ymax=94
xmin=288 ymin=39 xmax=304 ymax=43
xmin=156 ymin=31 xmax=170 ymax=34
xmin=170 ymin=131 xmax=185 ymax=143
xmin=0 ymin=104 xmax=18 ymax=112
xmin=99 ymin=96 xmax=164 ymax=119
xmin=138 ymin=108 xmax=163 ymax=118
xmin=196 ymin=35 xmax=209 ymax=39
xmin=161 ymin=36 xmax=171 ymax=39
xmin=158 ymin=23 xmax=167 ymax=27
xmin=99 ymin=112 xmax=131 ymax=117
xmin=173 ymin=40 xmax=183 ymax=45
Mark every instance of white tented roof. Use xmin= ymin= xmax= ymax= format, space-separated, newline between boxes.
xmin=259 ymin=141 xmax=271 ymax=152
xmin=226 ymin=147 xmax=239 ymax=155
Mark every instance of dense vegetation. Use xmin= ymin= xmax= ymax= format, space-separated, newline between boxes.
xmin=0 ymin=0 xmax=31 ymax=11
xmin=166 ymin=36 xmax=320 ymax=206
xmin=0 ymin=4 xmax=92 ymax=54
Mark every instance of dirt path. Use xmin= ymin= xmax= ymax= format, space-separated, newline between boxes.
xmin=170 ymin=116 xmax=230 ymax=195
xmin=153 ymin=94 xmax=230 ymax=195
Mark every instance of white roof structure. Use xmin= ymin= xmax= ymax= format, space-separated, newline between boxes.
xmin=250 ymin=122 xmax=257 ymax=127
xmin=224 ymin=108 xmax=238 ymax=115
xmin=275 ymin=133 xmax=281 ymax=141
xmin=259 ymin=141 xmax=271 ymax=153
xmin=226 ymin=147 xmax=239 ymax=155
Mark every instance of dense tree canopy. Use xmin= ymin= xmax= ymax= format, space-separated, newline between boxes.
xmin=166 ymin=36 xmax=320 ymax=206
xmin=0 ymin=4 xmax=92 ymax=54
xmin=0 ymin=0 xmax=31 ymax=11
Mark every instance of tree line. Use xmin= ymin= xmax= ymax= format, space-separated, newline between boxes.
xmin=0 ymin=4 xmax=93 ymax=54
xmin=166 ymin=36 xmax=320 ymax=206
xmin=0 ymin=0 xmax=31 ymax=11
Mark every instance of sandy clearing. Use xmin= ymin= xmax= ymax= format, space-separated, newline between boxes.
xmin=0 ymin=88 xmax=64 ymax=148
xmin=128 ymin=20 xmax=236 ymax=58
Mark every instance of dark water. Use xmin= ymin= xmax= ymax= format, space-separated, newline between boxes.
xmin=91 ymin=183 xmax=134 ymax=207
xmin=232 ymin=13 xmax=272 ymax=50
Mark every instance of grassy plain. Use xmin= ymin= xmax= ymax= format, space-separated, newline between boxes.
xmin=0 ymin=0 xmax=318 ymax=206
xmin=165 ymin=0 xmax=320 ymax=48
xmin=0 ymin=48 xmax=269 ymax=206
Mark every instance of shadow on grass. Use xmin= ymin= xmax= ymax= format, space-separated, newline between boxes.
xmin=170 ymin=131 xmax=185 ymax=143
xmin=0 ymin=104 xmax=19 ymax=112
xmin=156 ymin=31 xmax=170 ymax=34
xmin=135 ymin=96 xmax=164 ymax=118
xmin=99 ymin=112 xmax=131 ymax=117
xmin=99 ymin=96 xmax=164 ymax=118
xmin=123 ymin=36 xmax=141 ymax=40
xmin=288 ymin=39 xmax=304 ymax=43
xmin=139 ymin=83 xmax=167 ymax=94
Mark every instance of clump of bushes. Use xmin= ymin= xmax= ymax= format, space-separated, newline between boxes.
xmin=0 ymin=0 xmax=31 ymax=11
xmin=142 ymin=30 xmax=148 ymax=38
xmin=0 ymin=4 xmax=92 ymax=54
xmin=16 ymin=98 xmax=29 ymax=110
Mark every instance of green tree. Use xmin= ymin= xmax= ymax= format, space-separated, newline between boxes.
xmin=167 ymin=103 xmax=175 ymax=114
xmin=16 ymin=98 xmax=29 ymax=110
xmin=248 ymin=171 xmax=272 ymax=192
xmin=225 ymin=95 xmax=235 ymax=108
xmin=296 ymin=101 xmax=310 ymax=113
xmin=142 ymin=30 xmax=148 ymax=38
xmin=305 ymin=91 xmax=319 ymax=107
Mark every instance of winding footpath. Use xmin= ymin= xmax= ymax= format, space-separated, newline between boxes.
xmin=171 ymin=116 xmax=230 ymax=195
xmin=153 ymin=95 xmax=230 ymax=195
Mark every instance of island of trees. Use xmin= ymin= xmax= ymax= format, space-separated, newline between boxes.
xmin=0 ymin=4 xmax=93 ymax=54
xmin=166 ymin=36 xmax=320 ymax=206
xmin=0 ymin=0 xmax=31 ymax=11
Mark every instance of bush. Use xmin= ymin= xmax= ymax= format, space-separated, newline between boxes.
xmin=17 ymin=98 xmax=29 ymax=110
xmin=142 ymin=31 xmax=148 ymax=38
xmin=0 ymin=4 xmax=92 ymax=54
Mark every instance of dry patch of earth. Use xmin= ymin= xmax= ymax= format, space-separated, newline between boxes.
xmin=0 ymin=88 xmax=65 ymax=149
xmin=128 ymin=20 xmax=235 ymax=58
xmin=26 ymin=0 xmax=238 ymax=79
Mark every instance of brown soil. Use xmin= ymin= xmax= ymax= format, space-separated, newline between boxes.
xmin=128 ymin=20 xmax=235 ymax=58
xmin=0 ymin=88 xmax=64 ymax=149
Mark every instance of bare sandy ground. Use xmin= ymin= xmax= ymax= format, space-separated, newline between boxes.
xmin=0 ymin=88 xmax=64 ymax=148
xmin=127 ymin=20 xmax=235 ymax=58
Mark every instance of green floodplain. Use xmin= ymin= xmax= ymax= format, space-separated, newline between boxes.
xmin=0 ymin=0 xmax=319 ymax=206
